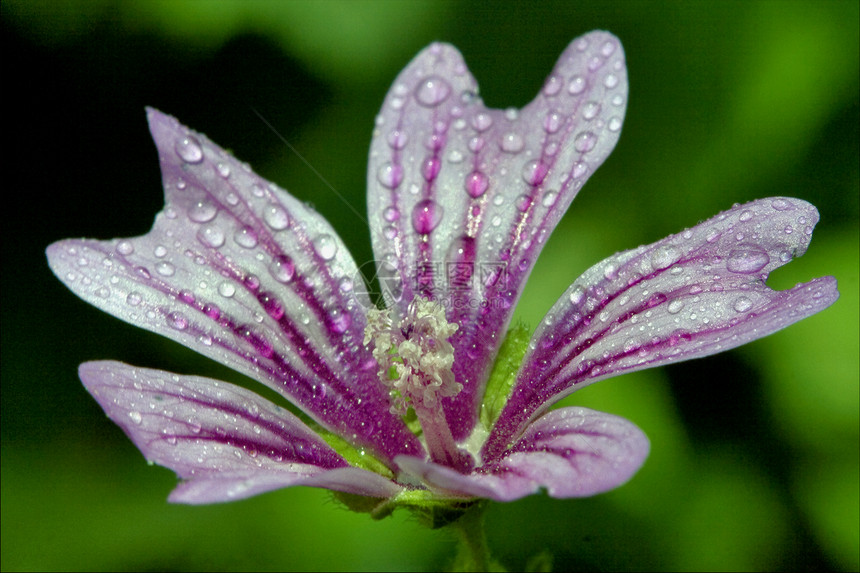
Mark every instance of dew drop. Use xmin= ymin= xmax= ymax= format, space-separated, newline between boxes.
xmin=500 ymin=133 xmax=524 ymax=153
xmin=543 ymin=74 xmax=562 ymax=96
xmin=568 ymin=75 xmax=586 ymax=95
xmin=542 ymin=191 xmax=559 ymax=207
xmin=603 ymin=73 xmax=619 ymax=89
xmin=175 ymin=135 xmax=204 ymax=164
xmin=608 ymin=116 xmax=622 ymax=132
xmin=167 ymin=311 xmax=188 ymax=330
xmin=269 ymin=255 xmax=295 ymax=283
xmin=314 ymin=234 xmax=338 ymax=260
xmin=327 ymin=311 xmax=352 ymax=334
xmin=651 ymin=245 xmax=681 ymax=270
xmin=259 ymin=292 xmax=285 ymax=320
xmin=569 ymin=286 xmax=585 ymax=305
xmin=739 ymin=209 xmax=752 ymax=222
xmin=667 ymin=299 xmax=684 ymax=314
xmin=412 ymin=199 xmax=443 ymax=234
xmin=522 ymin=160 xmax=549 ymax=186
xmin=574 ymin=131 xmax=597 ymax=153
xmin=216 ymin=163 xmax=231 ymax=178
xmin=471 ymin=113 xmax=493 ymax=132
xmin=198 ymin=225 xmax=225 ymax=248
xmin=156 ymin=261 xmax=175 ymax=276
xmin=771 ymin=198 xmax=791 ymax=211
xmin=234 ymin=226 xmax=258 ymax=249
xmin=733 ymin=296 xmax=753 ymax=313
xmin=116 ymin=241 xmax=134 ymax=255
xmin=383 ymin=206 xmax=400 ymax=222
xmin=466 ymin=170 xmax=489 ymax=198
xmin=218 ymin=282 xmax=236 ymax=298
xmin=582 ymin=101 xmax=601 ymax=120
xmin=415 ymin=75 xmax=452 ymax=106
xmin=126 ymin=292 xmax=143 ymax=306
xmin=387 ymin=130 xmax=408 ymax=149
xmin=377 ymin=162 xmax=403 ymax=189
xmin=543 ymin=112 xmax=562 ymax=133
xmin=263 ymin=205 xmax=290 ymax=230
xmin=726 ymin=248 xmax=769 ymax=274
xmin=128 ymin=411 xmax=143 ymax=424
xmin=422 ymin=156 xmax=441 ymax=181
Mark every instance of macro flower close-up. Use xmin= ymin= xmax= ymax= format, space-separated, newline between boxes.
xmin=46 ymin=25 xmax=839 ymax=529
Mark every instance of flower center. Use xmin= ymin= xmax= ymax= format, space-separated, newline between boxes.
xmin=364 ymin=298 xmax=472 ymax=470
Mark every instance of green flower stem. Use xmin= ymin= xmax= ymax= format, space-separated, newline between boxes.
xmin=449 ymin=501 xmax=503 ymax=572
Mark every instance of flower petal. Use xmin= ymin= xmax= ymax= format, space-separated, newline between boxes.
xmin=397 ymin=407 xmax=647 ymax=501
xmin=485 ymin=198 xmax=839 ymax=458
xmin=80 ymin=361 xmax=402 ymax=503
xmin=368 ymin=32 xmax=628 ymax=439
xmin=47 ymin=109 xmax=422 ymax=463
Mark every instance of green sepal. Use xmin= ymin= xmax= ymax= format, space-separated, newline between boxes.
xmin=480 ymin=321 xmax=531 ymax=430
xmin=312 ymin=426 xmax=394 ymax=479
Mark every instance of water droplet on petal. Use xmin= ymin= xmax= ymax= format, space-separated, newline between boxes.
xmin=651 ymin=245 xmax=681 ymax=270
xmin=412 ymin=199 xmax=443 ymax=234
xmin=198 ymin=225 xmax=225 ymax=248
xmin=415 ymin=75 xmax=452 ymax=106
xmin=314 ymin=234 xmax=338 ymax=260
xmin=387 ymin=130 xmax=408 ymax=149
xmin=574 ymin=131 xmax=597 ymax=153
xmin=567 ymin=75 xmax=586 ymax=95
xmin=739 ymin=209 xmax=752 ymax=222
xmin=175 ymin=136 xmax=204 ymax=163
xmin=116 ymin=241 xmax=134 ymax=255
xmin=466 ymin=170 xmax=489 ymax=198
xmin=771 ymin=198 xmax=791 ymax=211
xmin=543 ymin=112 xmax=562 ymax=133
xmin=167 ymin=311 xmax=189 ymax=330
xmin=377 ymin=162 xmax=403 ymax=189
xmin=471 ymin=113 xmax=493 ymax=132
xmin=542 ymin=191 xmax=558 ymax=207
xmin=522 ymin=160 xmax=549 ymax=186
xmin=126 ymin=292 xmax=143 ymax=306
xmin=383 ymin=206 xmax=400 ymax=222
xmin=582 ymin=101 xmax=601 ymax=120
xmin=218 ymin=282 xmax=236 ymax=298
xmin=733 ymin=296 xmax=753 ymax=313
xmin=269 ymin=255 xmax=295 ymax=283
xmin=422 ymin=156 xmax=441 ymax=181
xmin=667 ymin=299 xmax=684 ymax=314
xmin=263 ymin=205 xmax=289 ymax=230
xmin=603 ymin=73 xmax=619 ymax=88
xmin=726 ymin=248 xmax=769 ymax=274
xmin=500 ymin=133 xmax=524 ymax=153
xmin=216 ymin=163 xmax=231 ymax=178
xmin=156 ymin=261 xmax=175 ymax=276
xmin=259 ymin=292 xmax=284 ymax=320
xmin=543 ymin=74 xmax=562 ymax=96
xmin=234 ymin=226 xmax=258 ymax=249
xmin=128 ymin=411 xmax=143 ymax=424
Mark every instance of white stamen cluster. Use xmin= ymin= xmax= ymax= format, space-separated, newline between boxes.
xmin=363 ymin=298 xmax=462 ymax=415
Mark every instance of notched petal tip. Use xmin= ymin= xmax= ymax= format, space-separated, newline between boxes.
xmin=485 ymin=197 xmax=838 ymax=458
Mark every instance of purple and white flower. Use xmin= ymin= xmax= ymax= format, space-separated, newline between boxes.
xmin=47 ymin=31 xmax=837 ymax=508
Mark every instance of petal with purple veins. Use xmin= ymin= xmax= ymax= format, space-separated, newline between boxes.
xmin=397 ymin=407 xmax=647 ymax=501
xmin=80 ymin=361 xmax=403 ymax=503
xmin=48 ymin=109 xmax=422 ymax=463
xmin=368 ymin=31 xmax=629 ymax=440
xmin=484 ymin=198 xmax=839 ymax=458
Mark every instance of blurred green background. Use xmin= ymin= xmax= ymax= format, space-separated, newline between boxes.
xmin=2 ymin=1 xmax=857 ymax=571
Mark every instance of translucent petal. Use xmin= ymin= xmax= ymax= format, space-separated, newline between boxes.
xmin=48 ymin=109 xmax=422 ymax=462
xmin=80 ymin=361 xmax=402 ymax=503
xmin=368 ymin=31 xmax=628 ymax=439
xmin=396 ymin=407 xmax=647 ymax=500
xmin=485 ymin=198 xmax=839 ymax=458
